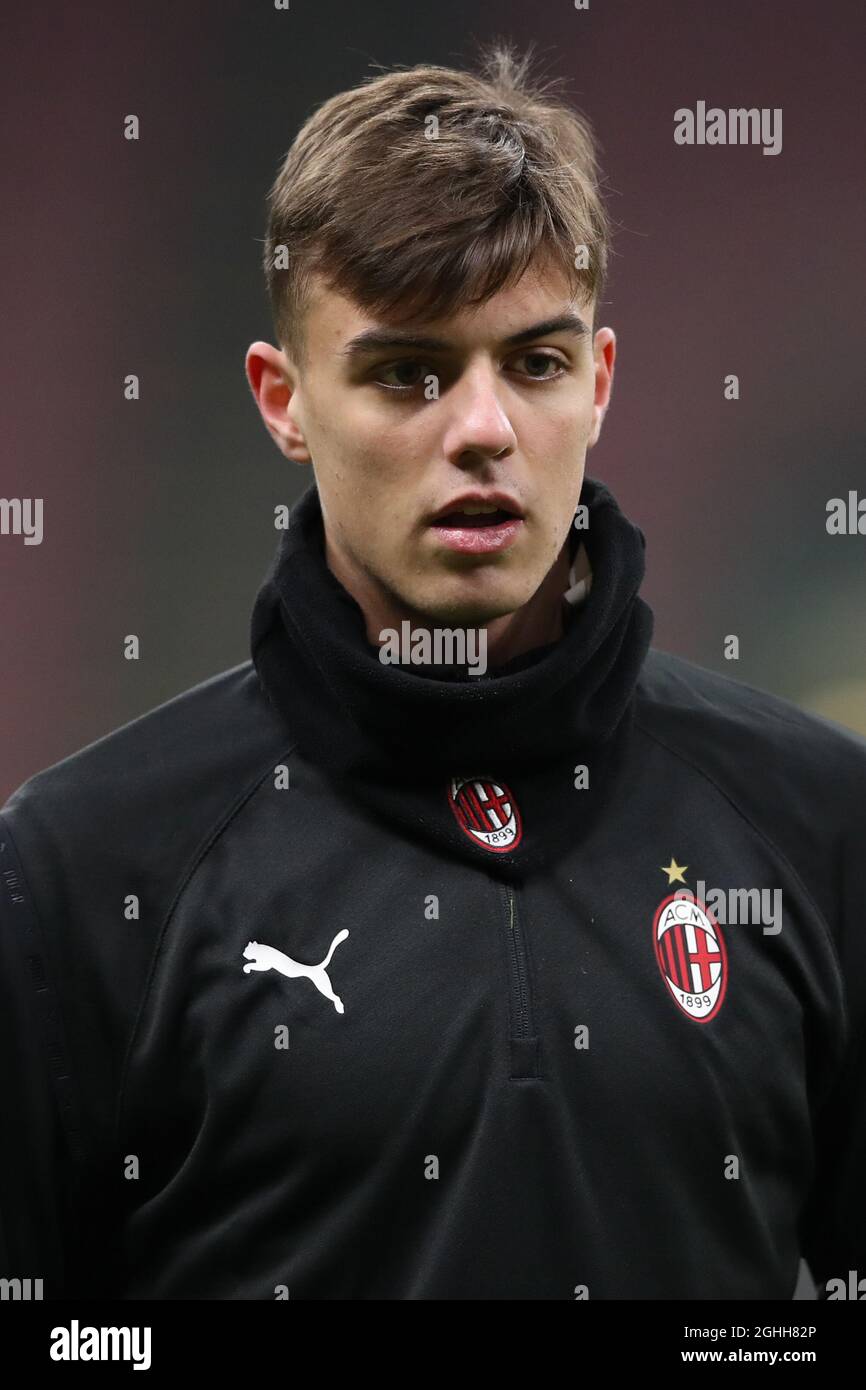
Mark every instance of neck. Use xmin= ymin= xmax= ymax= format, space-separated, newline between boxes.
xmin=323 ymin=537 xmax=590 ymax=668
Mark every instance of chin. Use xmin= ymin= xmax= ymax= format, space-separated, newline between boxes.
xmin=412 ymin=581 xmax=534 ymax=628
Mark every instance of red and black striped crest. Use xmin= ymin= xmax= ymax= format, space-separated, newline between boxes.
xmin=448 ymin=774 xmax=523 ymax=853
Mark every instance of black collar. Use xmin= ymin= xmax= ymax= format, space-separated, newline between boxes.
xmin=250 ymin=475 xmax=654 ymax=877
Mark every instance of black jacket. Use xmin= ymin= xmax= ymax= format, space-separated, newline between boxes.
xmin=2 ymin=476 xmax=864 ymax=1300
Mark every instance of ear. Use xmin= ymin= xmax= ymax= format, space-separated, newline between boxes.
xmin=244 ymin=341 xmax=312 ymax=464
xmin=586 ymin=327 xmax=616 ymax=450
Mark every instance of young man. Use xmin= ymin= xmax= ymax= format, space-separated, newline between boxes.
xmin=1 ymin=45 xmax=864 ymax=1302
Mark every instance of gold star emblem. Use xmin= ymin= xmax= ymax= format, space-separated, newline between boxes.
xmin=661 ymin=857 xmax=688 ymax=885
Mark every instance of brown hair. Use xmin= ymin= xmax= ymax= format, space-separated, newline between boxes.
xmin=263 ymin=40 xmax=612 ymax=366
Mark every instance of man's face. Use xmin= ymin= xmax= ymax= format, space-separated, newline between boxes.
xmin=250 ymin=256 xmax=615 ymax=626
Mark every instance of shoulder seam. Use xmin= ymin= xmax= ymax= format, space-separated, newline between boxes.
xmin=113 ymin=740 xmax=298 ymax=1149
xmin=639 ymin=656 xmax=835 ymax=737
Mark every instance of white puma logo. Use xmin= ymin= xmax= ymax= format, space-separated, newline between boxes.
xmin=242 ymin=930 xmax=349 ymax=1014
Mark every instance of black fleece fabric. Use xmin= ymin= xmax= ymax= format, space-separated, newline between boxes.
xmin=2 ymin=475 xmax=865 ymax=1300
xmin=250 ymin=476 xmax=654 ymax=877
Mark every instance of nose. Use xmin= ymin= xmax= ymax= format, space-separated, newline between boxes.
xmin=440 ymin=359 xmax=517 ymax=467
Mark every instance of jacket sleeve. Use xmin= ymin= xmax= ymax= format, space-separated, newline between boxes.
xmin=797 ymin=779 xmax=866 ymax=1298
xmin=0 ymin=815 xmax=119 ymax=1298
xmin=799 ymin=1023 xmax=866 ymax=1296
xmin=0 ymin=818 xmax=71 ymax=1296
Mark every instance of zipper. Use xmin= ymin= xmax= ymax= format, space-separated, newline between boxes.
xmin=498 ymin=881 xmax=541 ymax=1081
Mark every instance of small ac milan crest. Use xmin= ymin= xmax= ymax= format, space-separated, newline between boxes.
xmin=653 ymin=892 xmax=728 ymax=1023
xmin=448 ymin=774 xmax=523 ymax=853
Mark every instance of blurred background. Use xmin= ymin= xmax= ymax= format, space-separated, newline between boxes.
xmin=2 ymin=0 xmax=862 ymax=1301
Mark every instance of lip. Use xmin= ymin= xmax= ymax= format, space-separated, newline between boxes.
xmin=429 ymin=517 xmax=524 ymax=554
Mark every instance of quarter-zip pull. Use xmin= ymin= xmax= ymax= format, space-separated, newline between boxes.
xmin=498 ymin=881 xmax=541 ymax=1081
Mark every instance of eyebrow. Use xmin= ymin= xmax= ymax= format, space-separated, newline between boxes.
xmin=339 ymin=312 xmax=591 ymax=359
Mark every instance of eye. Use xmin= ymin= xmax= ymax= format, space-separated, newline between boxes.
xmin=510 ymin=350 xmax=567 ymax=381
xmin=372 ymin=350 xmax=568 ymax=394
xmin=374 ymin=359 xmax=430 ymax=390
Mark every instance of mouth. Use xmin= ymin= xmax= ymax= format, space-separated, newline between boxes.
xmin=432 ymin=505 xmax=518 ymax=528
xmin=428 ymin=503 xmax=525 ymax=554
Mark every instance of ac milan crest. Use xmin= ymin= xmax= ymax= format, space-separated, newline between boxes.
xmin=653 ymin=892 xmax=728 ymax=1023
xmin=448 ymin=774 xmax=523 ymax=853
